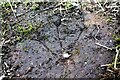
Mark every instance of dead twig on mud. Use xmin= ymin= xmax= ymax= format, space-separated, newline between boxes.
xmin=95 ymin=42 xmax=113 ymax=50
xmin=96 ymin=42 xmax=120 ymax=69
xmin=114 ymin=47 xmax=120 ymax=69
xmin=101 ymin=62 xmax=120 ymax=68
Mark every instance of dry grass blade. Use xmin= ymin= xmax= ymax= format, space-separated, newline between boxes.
xmin=6 ymin=0 xmax=16 ymax=18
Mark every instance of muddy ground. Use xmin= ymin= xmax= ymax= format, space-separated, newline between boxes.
xmin=1 ymin=2 xmax=119 ymax=78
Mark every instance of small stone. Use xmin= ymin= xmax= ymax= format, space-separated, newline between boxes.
xmin=110 ymin=40 xmax=112 ymax=42
xmin=84 ymin=62 xmax=87 ymax=65
xmin=62 ymin=52 xmax=71 ymax=58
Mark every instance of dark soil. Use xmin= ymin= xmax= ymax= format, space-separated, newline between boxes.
xmin=1 ymin=2 xmax=119 ymax=78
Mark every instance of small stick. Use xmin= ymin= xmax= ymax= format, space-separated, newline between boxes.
xmin=101 ymin=64 xmax=112 ymax=67
xmin=95 ymin=42 xmax=113 ymax=50
xmin=114 ymin=48 xmax=120 ymax=69
xmin=4 ymin=62 xmax=9 ymax=68
xmin=101 ymin=62 xmax=120 ymax=67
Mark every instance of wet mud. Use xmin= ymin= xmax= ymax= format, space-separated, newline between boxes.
xmin=2 ymin=3 xmax=116 ymax=78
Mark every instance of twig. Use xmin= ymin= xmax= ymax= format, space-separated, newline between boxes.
xmin=101 ymin=62 xmax=120 ymax=67
xmin=95 ymin=42 xmax=113 ymax=50
xmin=114 ymin=48 xmax=120 ymax=69
xmin=4 ymin=62 xmax=9 ymax=68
